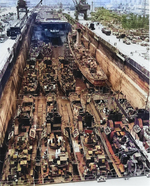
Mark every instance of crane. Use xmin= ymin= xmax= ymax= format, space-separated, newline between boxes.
xmin=16 ymin=0 xmax=28 ymax=19
xmin=16 ymin=0 xmax=43 ymax=19
xmin=72 ymin=0 xmax=90 ymax=20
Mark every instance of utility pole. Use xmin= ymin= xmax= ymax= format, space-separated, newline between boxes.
xmin=143 ymin=0 xmax=146 ymax=17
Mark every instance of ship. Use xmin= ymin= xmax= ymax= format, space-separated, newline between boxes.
xmin=68 ymin=29 xmax=108 ymax=87
xmin=1 ymin=34 xmax=75 ymax=185
xmin=1 ymin=95 xmax=37 ymax=185
xmin=57 ymin=42 xmax=76 ymax=96
xmin=0 ymin=2 xmax=149 ymax=185
xmin=92 ymin=90 xmax=150 ymax=177
xmin=37 ymin=95 xmax=74 ymax=184
xmin=21 ymin=41 xmax=57 ymax=96
xmin=69 ymin=92 xmax=111 ymax=180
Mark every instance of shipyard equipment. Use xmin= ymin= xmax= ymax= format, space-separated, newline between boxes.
xmin=72 ymin=0 xmax=90 ymax=20
xmin=7 ymin=27 xmax=21 ymax=39
xmin=16 ymin=0 xmax=43 ymax=19
xmin=16 ymin=0 xmax=28 ymax=19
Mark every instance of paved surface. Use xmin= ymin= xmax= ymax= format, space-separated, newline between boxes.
xmin=0 ymin=38 xmax=15 ymax=73
xmin=39 ymin=176 xmax=150 ymax=186
xmin=0 ymin=7 xmax=29 ymax=72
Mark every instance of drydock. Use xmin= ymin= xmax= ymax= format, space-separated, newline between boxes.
xmin=0 ymin=5 xmax=150 ymax=186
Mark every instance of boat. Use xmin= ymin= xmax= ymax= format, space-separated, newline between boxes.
xmin=69 ymin=92 xmax=111 ymax=181
xmin=58 ymin=57 xmax=76 ymax=95
xmin=39 ymin=98 xmax=73 ymax=184
xmin=57 ymin=42 xmax=76 ymax=95
xmin=1 ymin=95 xmax=37 ymax=185
xmin=127 ymin=111 xmax=150 ymax=167
xmin=38 ymin=57 xmax=57 ymax=94
xmin=92 ymin=90 xmax=150 ymax=177
xmin=68 ymin=31 xmax=108 ymax=87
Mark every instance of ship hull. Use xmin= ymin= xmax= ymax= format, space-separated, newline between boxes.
xmin=68 ymin=33 xmax=107 ymax=87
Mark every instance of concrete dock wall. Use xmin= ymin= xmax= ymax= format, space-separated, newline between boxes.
xmin=81 ymin=26 xmax=149 ymax=109
xmin=0 ymin=14 xmax=35 ymax=146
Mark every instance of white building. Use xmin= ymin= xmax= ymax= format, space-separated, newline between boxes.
xmin=107 ymin=0 xmax=149 ymax=15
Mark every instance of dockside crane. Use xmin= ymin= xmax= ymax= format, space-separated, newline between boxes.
xmin=16 ymin=0 xmax=28 ymax=19
xmin=72 ymin=0 xmax=90 ymax=20
xmin=17 ymin=0 xmax=43 ymax=19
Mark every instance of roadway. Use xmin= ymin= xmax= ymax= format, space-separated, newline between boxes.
xmin=39 ymin=175 xmax=150 ymax=186
xmin=0 ymin=7 xmax=29 ymax=73
xmin=0 ymin=39 xmax=15 ymax=76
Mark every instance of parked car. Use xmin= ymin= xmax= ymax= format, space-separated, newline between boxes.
xmin=116 ymin=33 xmax=125 ymax=39
xmin=101 ymin=27 xmax=111 ymax=35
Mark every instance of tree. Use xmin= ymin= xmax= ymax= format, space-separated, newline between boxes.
xmin=121 ymin=15 xmax=127 ymax=28
xmin=90 ymin=7 xmax=149 ymax=30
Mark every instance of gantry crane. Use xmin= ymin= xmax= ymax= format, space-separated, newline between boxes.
xmin=72 ymin=0 xmax=90 ymax=20
xmin=16 ymin=0 xmax=28 ymax=19
xmin=16 ymin=0 xmax=43 ymax=19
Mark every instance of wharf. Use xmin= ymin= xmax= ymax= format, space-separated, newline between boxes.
xmin=65 ymin=11 xmax=149 ymax=74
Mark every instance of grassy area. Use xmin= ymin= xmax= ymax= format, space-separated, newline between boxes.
xmin=90 ymin=7 xmax=149 ymax=30
xmin=90 ymin=8 xmax=121 ymax=24
xmin=121 ymin=14 xmax=149 ymax=30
